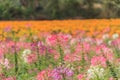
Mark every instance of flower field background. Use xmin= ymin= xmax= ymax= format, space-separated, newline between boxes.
xmin=0 ymin=19 xmax=120 ymax=80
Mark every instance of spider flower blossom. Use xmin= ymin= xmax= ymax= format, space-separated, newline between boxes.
xmin=22 ymin=49 xmax=37 ymax=63
xmin=87 ymin=66 xmax=105 ymax=79
xmin=95 ymin=44 xmax=114 ymax=61
xmin=77 ymin=74 xmax=84 ymax=80
xmin=51 ymin=66 xmax=74 ymax=80
xmin=23 ymin=49 xmax=31 ymax=55
xmin=31 ymin=41 xmax=51 ymax=55
xmin=58 ymin=33 xmax=72 ymax=44
xmin=22 ymin=49 xmax=31 ymax=62
xmin=26 ymin=53 xmax=37 ymax=64
xmin=46 ymin=33 xmax=71 ymax=46
xmin=37 ymin=69 xmax=51 ymax=80
xmin=46 ymin=35 xmax=57 ymax=46
xmin=91 ymin=56 xmax=106 ymax=67
xmin=102 ymin=34 xmax=109 ymax=40
xmin=111 ymin=39 xmax=120 ymax=50
xmin=0 ymin=58 xmax=10 ymax=69
xmin=112 ymin=33 xmax=119 ymax=39
xmin=64 ymin=54 xmax=81 ymax=62
xmin=0 ymin=49 xmax=4 ymax=59
xmin=3 ymin=76 xmax=16 ymax=80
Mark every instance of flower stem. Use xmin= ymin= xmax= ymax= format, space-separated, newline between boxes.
xmin=14 ymin=46 xmax=18 ymax=73
xmin=58 ymin=44 xmax=64 ymax=64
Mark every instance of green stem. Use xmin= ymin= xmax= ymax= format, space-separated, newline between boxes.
xmin=101 ymin=51 xmax=118 ymax=80
xmin=45 ymin=48 xmax=48 ymax=66
xmin=37 ymin=46 xmax=41 ymax=70
xmin=14 ymin=46 xmax=18 ymax=74
xmin=58 ymin=44 xmax=64 ymax=64
xmin=106 ymin=61 xmax=118 ymax=80
xmin=12 ymin=31 xmax=18 ymax=74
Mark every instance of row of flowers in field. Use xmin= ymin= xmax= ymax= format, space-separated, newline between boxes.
xmin=0 ymin=26 xmax=120 ymax=80
xmin=0 ymin=20 xmax=120 ymax=35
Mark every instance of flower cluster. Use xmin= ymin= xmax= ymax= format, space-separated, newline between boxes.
xmin=87 ymin=66 xmax=105 ymax=79
xmin=51 ymin=66 xmax=74 ymax=80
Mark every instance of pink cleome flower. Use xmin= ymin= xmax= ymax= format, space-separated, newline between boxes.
xmin=77 ymin=74 xmax=84 ymax=80
xmin=37 ymin=69 xmax=51 ymax=80
xmin=3 ymin=76 xmax=16 ymax=80
xmin=91 ymin=56 xmax=106 ymax=67
xmin=27 ymin=53 xmax=37 ymax=64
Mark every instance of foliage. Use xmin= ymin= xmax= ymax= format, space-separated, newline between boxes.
xmin=0 ymin=0 xmax=120 ymax=19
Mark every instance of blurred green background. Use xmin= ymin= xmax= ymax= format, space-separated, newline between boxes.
xmin=0 ymin=0 xmax=120 ymax=20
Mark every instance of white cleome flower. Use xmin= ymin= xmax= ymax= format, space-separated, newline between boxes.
xmin=87 ymin=66 xmax=105 ymax=79
xmin=22 ymin=49 xmax=31 ymax=62
xmin=102 ymin=34 xmax=109 ymax=40
xmin=70 ymin=38 xmax=77 ymax=45
xmin=108 ymin=40 xmax=112 ymax=46
xmin=112 ymin=33 xmax=119 ymax=39
xmin=23 ymin=49 xmax=31 ymax=55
